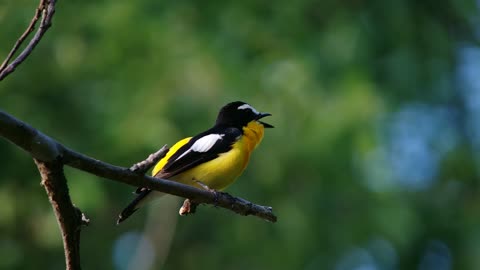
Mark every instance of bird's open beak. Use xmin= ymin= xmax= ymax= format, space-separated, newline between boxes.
xmin=256 ymin=113 xmax=274 ymax=128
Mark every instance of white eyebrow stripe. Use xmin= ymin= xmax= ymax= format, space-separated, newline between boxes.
xmin=174 ymin=134 xmax=224 ymax=161
xmin=237 ymin=104 xmax=260 ymax=115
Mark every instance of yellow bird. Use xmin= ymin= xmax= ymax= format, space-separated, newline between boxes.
xmin=117 ymin=101 xmax=273 ymax=223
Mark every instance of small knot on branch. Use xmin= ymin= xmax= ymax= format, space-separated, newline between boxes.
xmin=74 ymin=206 xmax=90 ymax=226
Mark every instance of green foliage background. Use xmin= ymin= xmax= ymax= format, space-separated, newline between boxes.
xmin=1 ymin=0 xmax=480 ymax=269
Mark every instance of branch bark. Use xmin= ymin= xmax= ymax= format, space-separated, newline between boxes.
xmin=34 ymin=159 xmax=89 ymax=270
xmin=0 ymin=0 xmax=56 ymax=81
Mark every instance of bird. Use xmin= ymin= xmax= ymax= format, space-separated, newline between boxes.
xmin=117 ymin=101 xmax=273 ymax=224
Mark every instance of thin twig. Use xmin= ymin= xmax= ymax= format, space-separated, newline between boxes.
xmin=129 ymin=145 xmax=169 ymax=174
xmin=0 ymin=0 xmax=45 ymax=71
xmin=0 ymin=0 xmax=56 ymax=81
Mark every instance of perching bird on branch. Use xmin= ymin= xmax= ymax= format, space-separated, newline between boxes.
xmin=117 ymin=101 xmax=273 ymax=223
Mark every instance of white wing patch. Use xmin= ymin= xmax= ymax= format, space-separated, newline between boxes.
xmin=192 ymin=134 xmax=224 ymax=152
xmin=237 ymin=103 xmax=259 ymax=115
xmin=174 ymin=134 xmax=224 ymax=161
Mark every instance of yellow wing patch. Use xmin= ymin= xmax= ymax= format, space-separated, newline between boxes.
xmin=152 ymin=137 xmax=192 ymax=176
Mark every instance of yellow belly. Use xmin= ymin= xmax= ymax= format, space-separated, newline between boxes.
xmin=170 ymin=139 xmax=249 ymax=190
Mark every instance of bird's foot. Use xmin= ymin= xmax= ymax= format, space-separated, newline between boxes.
xmin=179 ymin=199 xmax=198 ymax=216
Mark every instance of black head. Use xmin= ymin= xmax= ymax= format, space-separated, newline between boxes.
xmin=215 ymin=101 xmax=273 ymax=128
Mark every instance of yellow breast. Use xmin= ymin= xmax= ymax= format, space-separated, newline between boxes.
xmin=242 ymin=121 xmax=265 ymax=152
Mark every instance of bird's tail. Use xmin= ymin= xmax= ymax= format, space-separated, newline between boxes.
xmin=117 ymin=189 xmax=155 ymax=224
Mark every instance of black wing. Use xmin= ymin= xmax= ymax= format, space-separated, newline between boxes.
xmin=154 ymin=126 xmax=242 ymax=179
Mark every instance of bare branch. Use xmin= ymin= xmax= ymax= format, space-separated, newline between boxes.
xmin=0 ymin=110 xmax=61 ymax=161
xmin=62 ymin=147 xmax=278 ymax=222
xmin=0 ymin=0 xmax=56 ymax=81
xmin=34 ymin=159 xmax=89 ymax=270
xmin=0 ymin=110 xmax=278 ymax=222
xmin=0 ymin=0 xmax=45 ymax=71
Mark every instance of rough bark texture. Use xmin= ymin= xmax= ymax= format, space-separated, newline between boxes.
xmin=34 ymin=159 xmax=89 ymax=270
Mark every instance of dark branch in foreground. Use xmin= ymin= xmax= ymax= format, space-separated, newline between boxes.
xmin=0 ymin=110 xmax=278 ymax=223
xmin=0 ymin=0 xmax=56 ymax=81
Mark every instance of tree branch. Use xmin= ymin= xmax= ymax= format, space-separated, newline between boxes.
xmin=1 ymin=108 xmax=277 ymax=270
xmin=0 ymin=0 xmax=56 ymax=81
xmin=0 ymin=109 xmax=278 ymax=222
xmin=0 ymin=2 xmax=276 ymax=270
xmin=34 ymin=158 xmax=89 ymax=270
xmin=62 ymin=143 xmax=277 ymax=222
